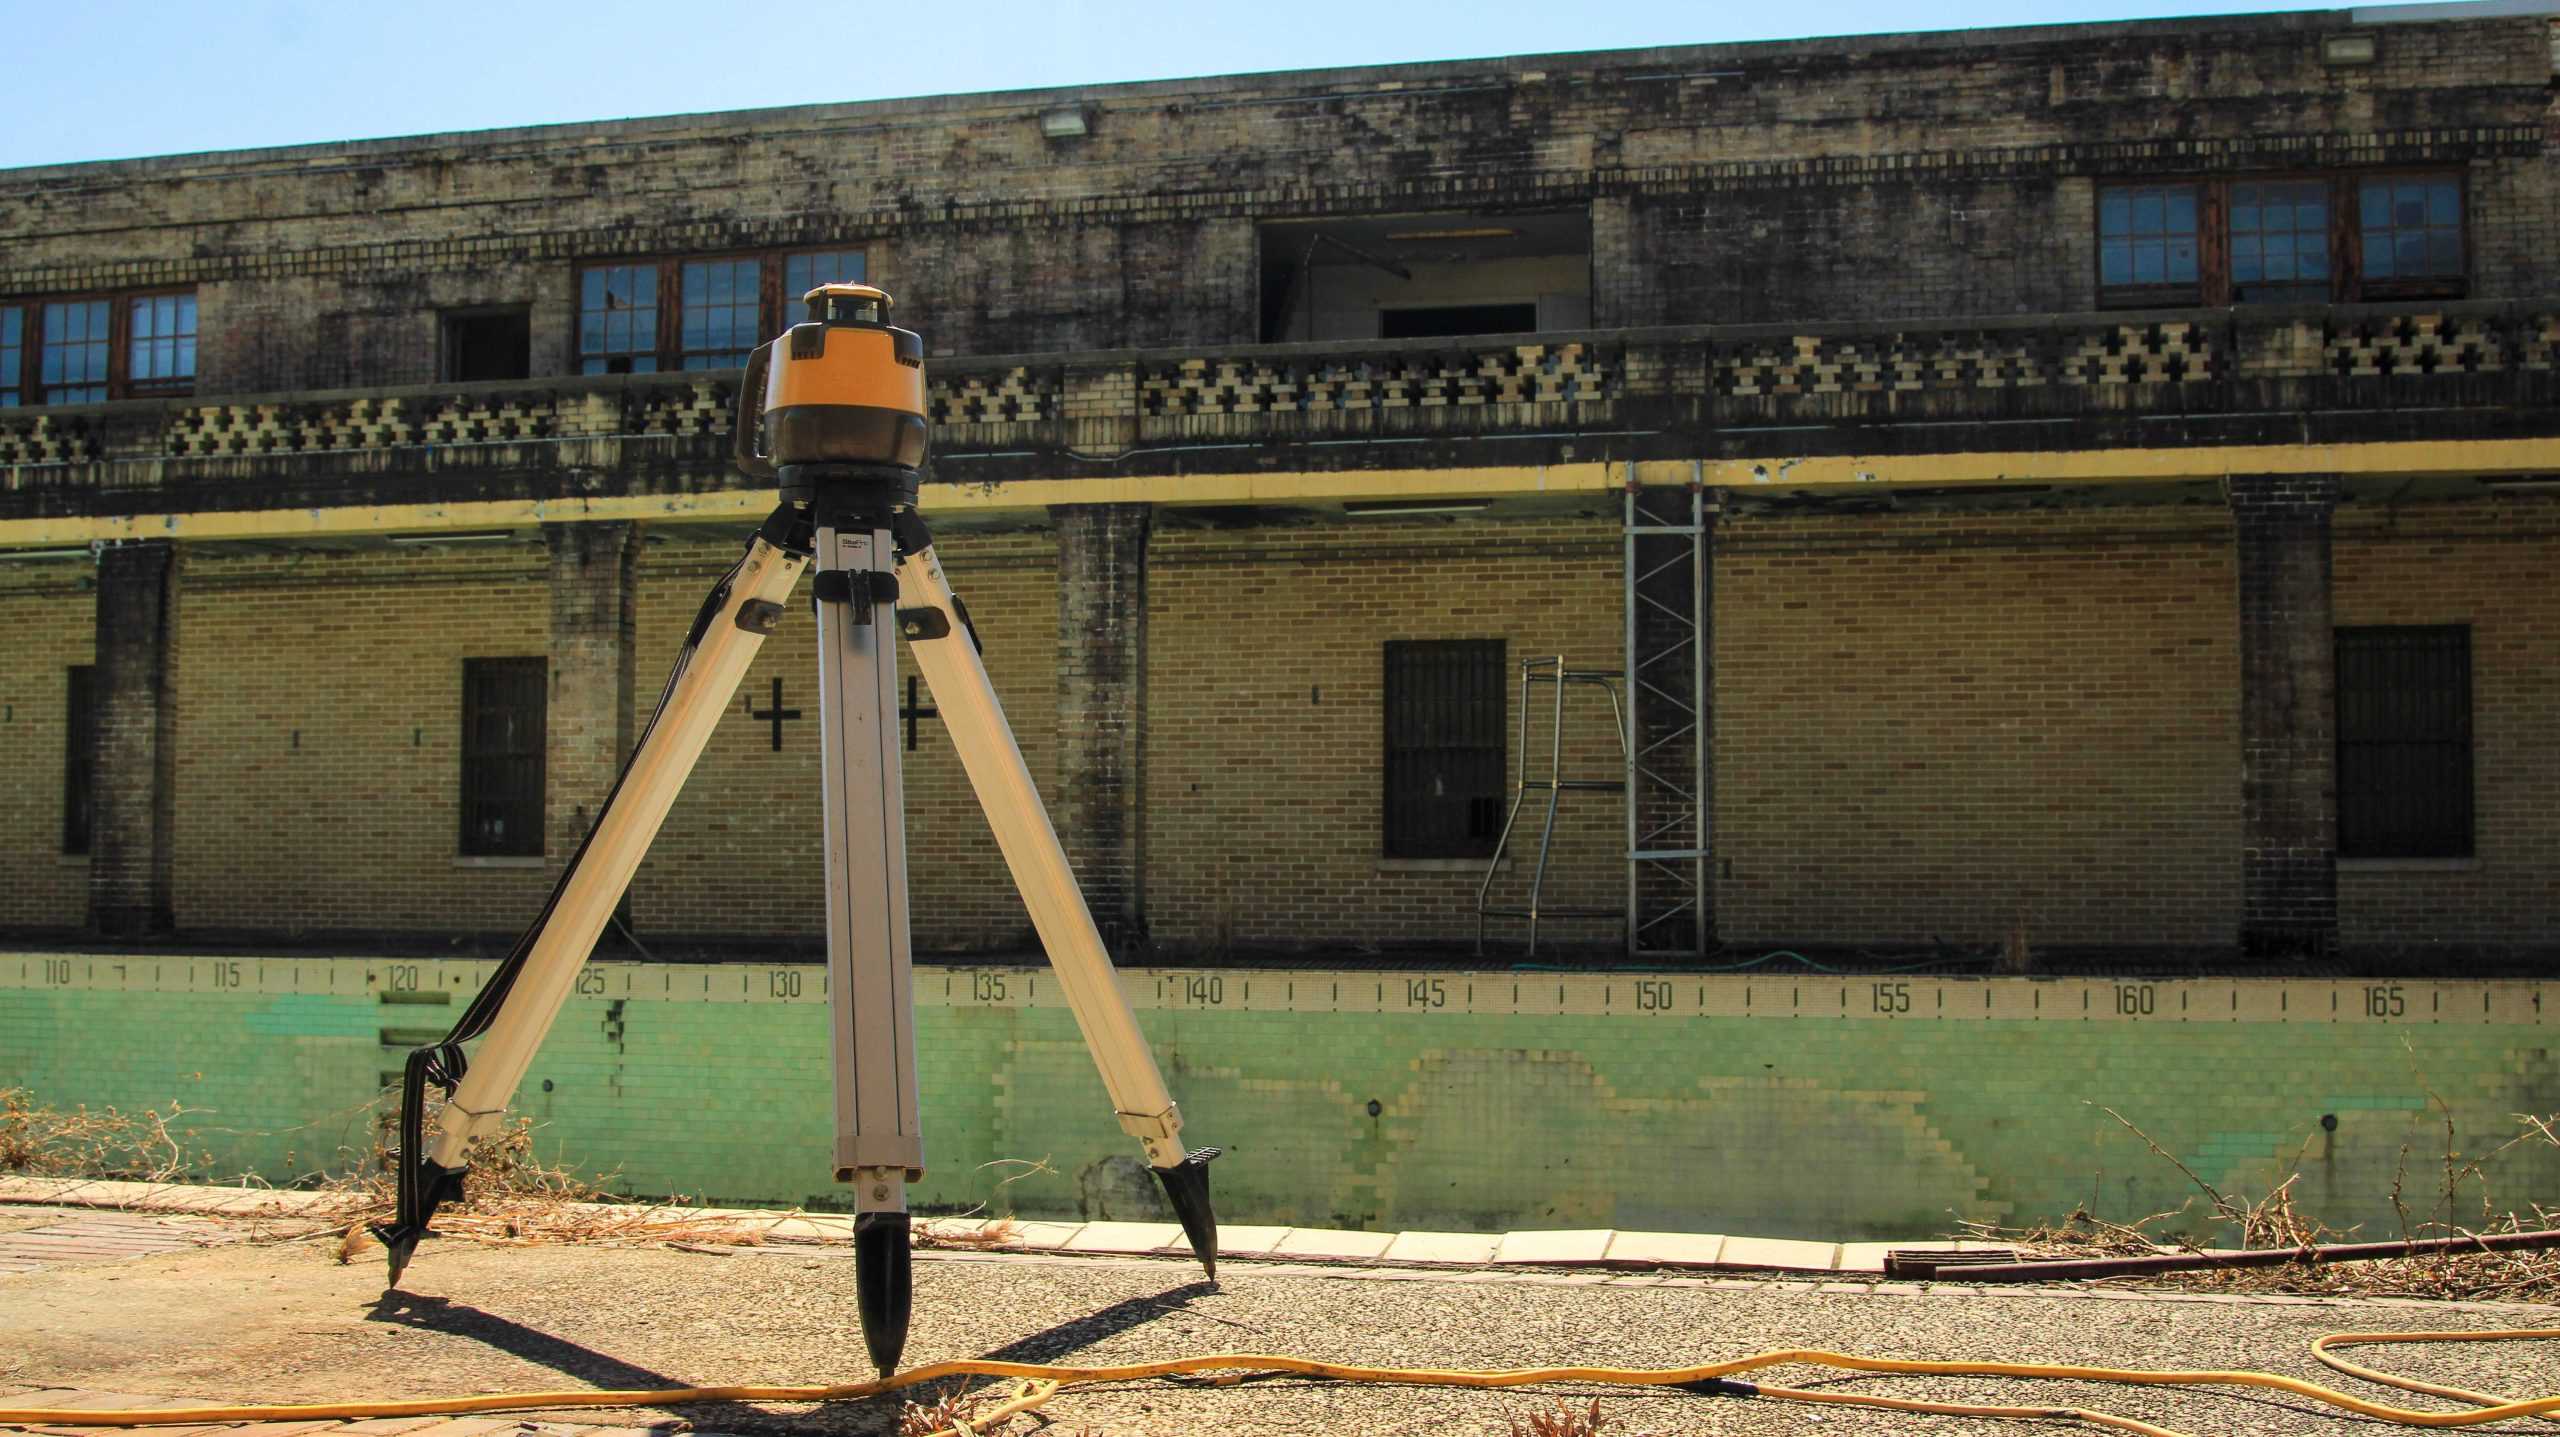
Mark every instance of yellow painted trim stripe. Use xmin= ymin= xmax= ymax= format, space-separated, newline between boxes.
xmin=0 ymin=439 xmax=2548 ymax=546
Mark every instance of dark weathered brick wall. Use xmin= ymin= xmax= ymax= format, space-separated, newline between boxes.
xmin=544 ymin=521 xmax=638 ymax=868
xmin=87 ymin=542 xmax=177 ymax=936
xmin=2228 ymin=475 xmax=2344 ymax=960
xmin=1 ymin=12 xmax=2549 ymax=383
xmin=1053 ymin=504 xmax=1151 ymax=950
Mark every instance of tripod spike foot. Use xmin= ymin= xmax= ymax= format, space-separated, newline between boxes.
xmin=373 ymin=1227 xmax=420 ymax=1289
xmin=854 ymin=1211 xmax=913 ymax=1376
xmin=1153 ymin=1147 xmax=1223 ymax=1281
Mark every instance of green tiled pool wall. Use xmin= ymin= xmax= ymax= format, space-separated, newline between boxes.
xmin=2 ymin=964 xmax=2552 ymax=1240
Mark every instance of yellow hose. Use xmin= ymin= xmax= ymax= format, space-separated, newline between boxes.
xmin=2 ymin=1328 xmax=2552 ymax=1437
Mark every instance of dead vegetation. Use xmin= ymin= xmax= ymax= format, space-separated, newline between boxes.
xmin=1506 ymin=1397 xmax=1611 ymax=1437
xmin=1956 ymin=1106 xmax=2560 ymax=1303
xmin=1 ymin=1085 xmax=1029 ymax=1258
xmin=0 ymin=1087 xmax=209 ymax=1182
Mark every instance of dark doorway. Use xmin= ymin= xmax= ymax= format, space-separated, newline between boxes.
xmin=442 ymin=308 xmax=531 ymax=382
xmin=1378 ymin=303 xmax=1540 ymax=340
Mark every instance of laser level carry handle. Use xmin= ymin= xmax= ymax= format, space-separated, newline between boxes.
xmin=732 ymin=339 xmax=777 ymax=482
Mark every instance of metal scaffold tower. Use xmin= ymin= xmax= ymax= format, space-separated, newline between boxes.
xmin=1623 ymin=474 xmax=1713 ymax=959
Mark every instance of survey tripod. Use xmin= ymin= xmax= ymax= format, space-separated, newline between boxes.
xmin=371 ymin=285 xmax=1220 ymax=1376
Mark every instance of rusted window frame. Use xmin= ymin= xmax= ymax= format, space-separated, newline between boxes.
xmin=574 ymin=245 xmax=872 ymax=374
xmin=2095 ymin=169 xmax=2467 ymax=310
xmin=2344 ymin=169 xmax=2470 ymax=303
xmin=0 ymin=287 xmax=198 ymax=406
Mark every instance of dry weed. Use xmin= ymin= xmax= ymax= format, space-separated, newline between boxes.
xmin=0 ymin=1086 xmax=211 ymax=1182
xmin=1957 ymin=1107 xmax=2560 ymax=1303
xmin=897 ymin=1379 xmax=1055 ymax=1437
xmin=1506 ymin=1396 xmax=1609 ymax=1437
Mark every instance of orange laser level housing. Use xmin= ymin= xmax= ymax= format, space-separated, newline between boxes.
xmin=734 ymin=283 xmax=928 ymax=482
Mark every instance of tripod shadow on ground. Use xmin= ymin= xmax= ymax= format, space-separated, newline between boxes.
xmin=973 ymin=1278 xmax=1220 ymax=1365
xmin=355 ymin=1275 xmax=1222 ymax=1433
xmin=364 ymin=1290 xmax=731 ymax=1431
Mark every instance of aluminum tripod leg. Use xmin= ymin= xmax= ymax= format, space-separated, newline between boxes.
xmin=419 ymin=533 xmax=809 ymax=1180
xmin=892 ymin=521 xmax=1220 ymax=1275
xmin=813 ymin=523 xmax=924 ymax=1375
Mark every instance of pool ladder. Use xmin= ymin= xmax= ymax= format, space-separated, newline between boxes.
xmin=1474 ymin=656 xmax=1629 ymax=956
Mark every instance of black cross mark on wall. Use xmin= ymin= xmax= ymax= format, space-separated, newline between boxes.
xmin=747 ymin=677 xmax=802 ymax=751
xmin=901 ymin=676 xmax=938 ymax=752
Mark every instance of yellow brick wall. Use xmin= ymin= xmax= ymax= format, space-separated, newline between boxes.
xmin=626 ymin=527 xmax=1059 ymax=952
xmin=1145 ymin=516 xmax=1625 ymax=951
xmin=2334 ymin=497 xmax=2560 ymax=948
xmin=23 ymin=498 xmax=2551 ymax=955
xmin=168 ymin=545 xmax=554 ymax=932
xmin=0 ymin=568 xmax=95 ymax=928
xmin=1713 ymin=506 xmax=2243 ymax=948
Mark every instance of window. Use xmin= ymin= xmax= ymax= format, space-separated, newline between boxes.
xmin=0 ymin=308 xmax=21 ymax=409
xmin=442 ymin=308 xmax=531 ymax=382
xmin=678 ymin=259 xmax=761 ymax=370
xmin=577 ymin=247 xmax=869 ymax=373
xmin=2098 ymin=184 xmax=2202 ymax=302
xmin=578 ymin=265 xmax=659 ymax=375
xmin=2336 ymin=626 xmax=2472 ymax=860
xmin=42 ymin=300 xmax=111 ymax=404
xmin=0 ymin=290 xmax=196 ymax=404
xmin=782 ymin=250 xmax=866 ymax=321
xmin=2097 ymin=172 xmax=2463 ymax=307
xmin=63 ymin=665 xmax=95 ymax=856
xmin=125 ymin=293 xmax=197 ymax=394
xmin=460 ymin=657 xmax=547 ymax=857
xmin=2230 ymin=180 xmax=2330 ymax=303
xmin=1383 ymin=640 xmax=1507 ymax=858
xmin=2360 ymin=176 xmax=2464 ymax=290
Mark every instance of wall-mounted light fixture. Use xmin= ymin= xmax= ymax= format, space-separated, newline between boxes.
xmin=1040 ymin=106 xmax=1091 ymax=140
xmin=2322 ymin=32 xmax=2377 ymax=66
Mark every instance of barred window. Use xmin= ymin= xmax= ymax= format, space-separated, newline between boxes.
xmin=460 ymin=658 xmax=547 ymax=857
xmin=63 ymin=665 xmax=95 ymax=856
xmin=2336 ymin=626 xmax=2472 ymax=860
xmin=1383 ymin=640 xmax=1507 ymax=859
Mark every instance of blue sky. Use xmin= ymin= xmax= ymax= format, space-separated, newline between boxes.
xmin=4 ymin=0 xmax=2365 ymax=169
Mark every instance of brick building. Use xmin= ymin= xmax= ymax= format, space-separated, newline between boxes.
xmin=2 ymin=4 xmax=2554 ymax=968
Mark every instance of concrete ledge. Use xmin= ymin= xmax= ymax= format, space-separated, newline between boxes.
xmin=0 ymin=1176 xmax=1886 ymax=1277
